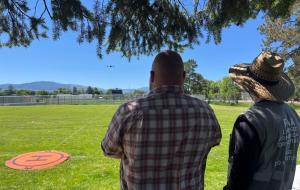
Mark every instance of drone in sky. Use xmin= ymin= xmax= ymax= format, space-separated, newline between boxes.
xmin=107 ymin=65 xmax=115 ymax=68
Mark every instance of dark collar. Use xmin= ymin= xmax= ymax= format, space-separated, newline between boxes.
xmin=255 ymin=99 xmax=284 ymax=105
xmin=149 ymin=85 xmax=184 ymax=95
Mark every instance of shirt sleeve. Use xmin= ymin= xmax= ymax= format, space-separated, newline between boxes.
xmin=208 ymin=106 xmax=222 ymax=147
xmin=101 ymin=104 xmax=127 ymax=159
xmin=224 ymin=117 xmax=262 ymax=190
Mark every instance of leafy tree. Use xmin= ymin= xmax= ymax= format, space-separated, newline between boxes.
xmin=0 ymin=0 xmax=294 ymax=59
xmin=72 ymin=86 xmax=78 ymax=95
xmin=80 ymin=88 xmax=86 ymax=94
xmin=293 ymin=81 xmax=300 ymax=101
xmin=6 ymin=85 xmax=15 ymax=95
xmin=52 ymin=90 xmax=59 ymax=95
xmin=93 ymin=87 xmax=99 ymax=95
xmin=259 ymin=0 xmax=300 ymax=101
xmin=184 ymin=59 xmax=197 ymax=93
xmin=287 ymin=63 xmax=300 ymax=101
xmin=295 ymin=87 xmax=300 ymax=101
xmin=36 ymin=90 xmax=49 ymax=95
xmin=86 ymin=86 xmax=94 ymax=94
xmin=66 ymin=88 xmax=72 ymax=94
xmin=184 ymin=59 xmax=206 ymax=95
xmin=191 ymin=73 xmax=206 ymax=94
xmin=105 ymin=89 xmax=113 ymax=95
xmin=93 ymin=87 xmax=103 ymax=95
xmin=58 ymin=88 xmax=64 ymax=94
xmin=205 ymin=80 xmax=221 ymax=101
xmin=16 ymin=89 xmax=35 ymax=95
xmin=58 ymin=88 xmax=71 ymax=94
xmin=219 ymin=77 xmax=240 ymax=103
xmin=259 ymin=0 xmax=300 ymax=60
xmin=29 ymin=90 xmax=36 ymax=95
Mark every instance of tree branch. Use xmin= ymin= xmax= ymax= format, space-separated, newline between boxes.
xmin=176 ymin=0 xmax=189 ymax=15
xmin=7 ymin=8 xmax=16 ymax=26
xmin=288 ymin=47 xmax=300 ymax=58
xmin=39 ymin=8 xmax=47 ymax=20
xmin=194 ymin=0 xmax=200 ymax=13
xmin=10 ymin=0 xmax=31 ymax=19
xmin=43 ymin=0 xmax=53 ymax=19
xmin=34 ymin=0 xmax=40 ymax=16
xmin=28 ymin=8 xmax=46 ymax=33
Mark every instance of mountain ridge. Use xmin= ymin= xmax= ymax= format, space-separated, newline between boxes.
xmin=0 ymin=81 xmax=87 ymax=91
xmin=0 ymin=81 xmax=148 ymax=92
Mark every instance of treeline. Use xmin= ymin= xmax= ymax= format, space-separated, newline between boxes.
xmin=184 ymin=59 xmax=300 ymax=102
xmin=0 ymin=85 xmax=147 ymax=97
xmin=0 ymin=86 xmax=104 ymax=96
xmin=184 ymin=59 xmax=241 ymax=103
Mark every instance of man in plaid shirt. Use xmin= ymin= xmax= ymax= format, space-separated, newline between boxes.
xmin=101 ymin=50 xmax=222 ymax=190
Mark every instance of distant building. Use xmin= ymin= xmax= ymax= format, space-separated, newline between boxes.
xmin=111 ymin=89 xmax=123 ymax=95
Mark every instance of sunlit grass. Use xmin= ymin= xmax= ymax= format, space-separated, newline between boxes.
xmin=0 ymin=104 xmax=299 ymax=190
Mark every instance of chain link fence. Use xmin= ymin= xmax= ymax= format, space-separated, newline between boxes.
xmin=0 ymin=95 xmax=135 ymax=106
xmin=0 ymin=94 xmax=206 ymax=106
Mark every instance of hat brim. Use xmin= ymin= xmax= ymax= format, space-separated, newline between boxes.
xmin=229 ymin=63 xmax=295 ymax=101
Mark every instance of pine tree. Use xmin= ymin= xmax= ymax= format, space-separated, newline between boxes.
xmin=0 ymin=0 xmax=295 ymax=59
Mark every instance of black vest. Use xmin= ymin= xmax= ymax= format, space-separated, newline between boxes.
xmin=242 ymin=101 xmax=300 ymax=190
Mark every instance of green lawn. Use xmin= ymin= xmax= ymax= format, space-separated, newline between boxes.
xmin=0 ymin=105 xmax=299 ymax=190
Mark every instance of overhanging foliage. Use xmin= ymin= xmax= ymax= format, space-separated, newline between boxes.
xmin=0 ymin=0 xmax=296 ymax=59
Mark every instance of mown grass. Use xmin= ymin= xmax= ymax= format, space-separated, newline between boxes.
xmin=0 ymin=105 xmax=299 ymax=190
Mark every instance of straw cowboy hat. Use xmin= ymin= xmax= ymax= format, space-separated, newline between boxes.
xmin=229 ymin=52 xmax=295 ymax=101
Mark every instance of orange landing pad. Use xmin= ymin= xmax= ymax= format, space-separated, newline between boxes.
xmin=5 ymin=151 xmax=69 ymax=170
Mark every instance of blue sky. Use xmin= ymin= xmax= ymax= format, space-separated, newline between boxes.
xmin=0 ymin=14 xmax=265 ymax=89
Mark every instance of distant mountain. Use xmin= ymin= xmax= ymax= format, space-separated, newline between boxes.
xmin=0 ymin=81 xmax=88 ymax=91
xmin=0 ymin=81 xmax=148 ymax=93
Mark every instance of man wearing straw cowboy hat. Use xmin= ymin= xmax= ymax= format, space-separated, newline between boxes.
xmin=224 ymin=52 xmax=300 ymax=190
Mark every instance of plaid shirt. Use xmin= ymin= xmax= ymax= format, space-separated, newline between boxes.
xmin=101 ymin=86 xmax=221 ymax=190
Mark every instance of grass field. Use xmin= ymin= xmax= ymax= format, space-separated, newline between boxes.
xmin=0 ymin=104 xmax=299 ymax=190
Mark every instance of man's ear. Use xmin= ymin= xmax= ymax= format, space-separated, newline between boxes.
xmin=183 ymin=71 xmax=186 ymax=81
xmin=150 ymin=71 xmax=155 ymax=83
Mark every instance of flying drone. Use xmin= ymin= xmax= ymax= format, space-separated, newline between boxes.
xmin=107 ymin=65 xmax=115 ymax=68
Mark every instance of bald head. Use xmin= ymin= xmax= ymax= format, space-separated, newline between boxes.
xmin=150 ymin=50 xmax=185 ymax=89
